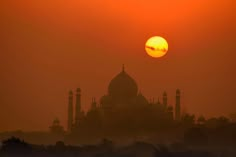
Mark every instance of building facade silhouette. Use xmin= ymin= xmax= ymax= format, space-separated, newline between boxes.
xmin=67 ymin=66 xmax=181 ymax=135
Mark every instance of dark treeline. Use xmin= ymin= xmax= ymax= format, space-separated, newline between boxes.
xmin=1 ymin=137 xmax=236 ymax=157
xmin=1 ymin=115 xmax=236 ymax=156
xmin=1 ymin=115 xmax=236 ymax=146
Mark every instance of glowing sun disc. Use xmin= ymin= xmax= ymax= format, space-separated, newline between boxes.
xmin=145 ymin=36 xmax=168 ymax=58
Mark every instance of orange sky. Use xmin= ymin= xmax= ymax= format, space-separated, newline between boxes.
xmin=1 ymin=0 xmax=236 ymax=131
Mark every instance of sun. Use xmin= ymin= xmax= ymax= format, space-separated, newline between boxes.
xmin=145 ymin=36 xmax=168 ymax=58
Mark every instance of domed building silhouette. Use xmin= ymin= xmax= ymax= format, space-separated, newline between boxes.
xmin=66 ymin=66 xmax=181 ymax=140
xmin=100 ymin=65 xmax=148 ymax=110
xmin=108 ymin=65 xmax=139 ymax=103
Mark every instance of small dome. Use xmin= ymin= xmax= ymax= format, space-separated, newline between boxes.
xmin=108 ymin=66 xmax=138 ymax=102
xmin=77 ymin=88 xmax=81 ymax=93
xmin=69 ymin=90 xmax=73 ymax=95
xmin=136 ymin=93 xmax=148 ymax=105
xmin=100 ymin=95 xmax=110 ymax=104
xmin=163 ymin=91 xmax=167 ymax=96
xmin=176 ymin=89 xmax=180 ymax=96
xmin=53 ymin=118 xmax=60 ymax=126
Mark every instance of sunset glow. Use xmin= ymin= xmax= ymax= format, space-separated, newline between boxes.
xmin=145 ymin=36 xmax=168 ymax=58
xmin=0 ymin=0 xmax=235 ymax=132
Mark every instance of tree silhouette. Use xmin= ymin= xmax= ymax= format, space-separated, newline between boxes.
xmin=206 ymin=116 xmax=230 ymax=128
xmin=229 ymin=112 xmax=236 ymax=122
xmin=181 ymin=113 xmax=195 ymax=127
xmin=197 ymin=116 xmax=206 ymax=125
xmin=1 ymin=137 xmax=32 ymax=154
xmin=217 ymin=116 xmax=230 ymax=127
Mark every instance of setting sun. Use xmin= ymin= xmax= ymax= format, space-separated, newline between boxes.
xmin=145 ymin=36 xmax=168 ymax=58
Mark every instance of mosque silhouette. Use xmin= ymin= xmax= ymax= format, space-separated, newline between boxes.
xmin=66 ymin=65 xmax=181 ymax=140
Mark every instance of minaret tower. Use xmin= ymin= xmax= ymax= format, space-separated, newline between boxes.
xmin=91 ymin=97 xmax=97 ymax=110
xmin=175 ymin=89 xmax=181 ymax=121
xmin=75 ymin=88 xmax=81 ymax=125
xmin=163 ymin=91 xmax=167 ymax=107
xmin=67 ymin=90 xmax=73 ymax=132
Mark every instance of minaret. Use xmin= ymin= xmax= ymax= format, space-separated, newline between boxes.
xmin=91 ymin=97 xmax=97 ymax=110
xmin=75 ymin=88 xmax=81 ymax=125
xmin=163 ymin=91 xmax=167 ymax=107
xmin=67 ymin=90 xmax=73 ymax=132
xmin=175 ymin=89 xmax=181 ymax=121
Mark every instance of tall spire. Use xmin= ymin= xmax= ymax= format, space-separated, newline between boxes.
xmin=175 ymin=89 xmax=181 ymax=121
xmin=163 ymin=91 xmax=167 ymax=107
xmin=67 ymin=90 xmax=73 ymax=132
xmin=75 ymin=88 xmax=81 ymax=125
xmin=91 ymin=97 xmax=97 ymax=109
xmin=122 ymin=64 xmax=125 ymax=72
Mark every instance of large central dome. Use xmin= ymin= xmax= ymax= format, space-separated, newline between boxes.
xmin=108 ymin=66 xmax=138 ymax=102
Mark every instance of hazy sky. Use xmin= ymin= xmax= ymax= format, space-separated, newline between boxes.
xmin=1 ymin=0 xmax=236 ymax=131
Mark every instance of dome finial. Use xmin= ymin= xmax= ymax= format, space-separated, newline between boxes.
xmin=122 ymin=64 xmax=125 ymax=72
